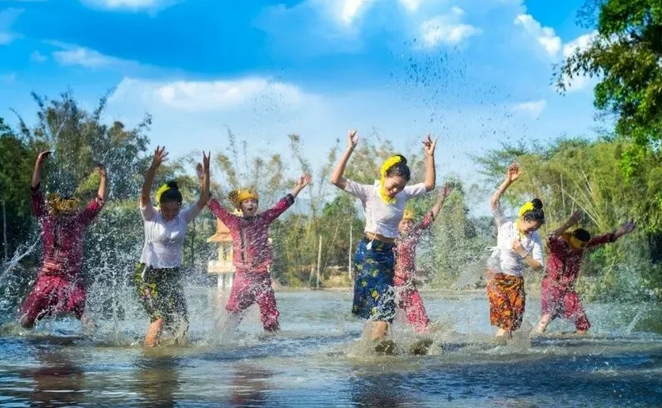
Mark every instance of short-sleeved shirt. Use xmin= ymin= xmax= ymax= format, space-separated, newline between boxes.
xmin=344 ymin=179 xmax=428 ymax=239
xmin=140 ymin=202 xmax=201 ymax=269
xmin=486 ymin=204 xmax=543 ymax=277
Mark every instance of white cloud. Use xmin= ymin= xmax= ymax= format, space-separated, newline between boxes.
xmin=513 ymin=99 xmax=546 ymax=117
xmin=559 ymin=31 xmax=598 ymax=93
xmin=514 ymin=14 xmax=561 ymax=58
xmin=30 ymin=50 xmax=47 ymax=62
xmin=339 ymin=0 xmax=376 ymax=25
xmin=419 ymin=7 xmax=482 ymax=48
xmin=0 ymin=8 xmax=23 ymax=45
xmin=398 ymin=0 xmax=425 ymax=12
xmin=78 ymin=0 xmax=171 ymax=11
xmin=49 ymin=42 xmax=139 ymax=69
xmin=563 ymin=31 xmax=597 ymax=58
xmin=109 ymin=77 xmax=320 ymax=112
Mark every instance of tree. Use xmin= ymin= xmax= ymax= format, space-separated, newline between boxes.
xmin=557 ymin=0 xmax=662 ymax=175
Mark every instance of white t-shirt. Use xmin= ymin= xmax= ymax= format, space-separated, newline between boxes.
xmin=344 ymin=179 xmax=428 ymax=239
xmin=140 ymin=203 xmax=202 ymax=269
xmin=486 ymin=204 xmax=543 ymax=277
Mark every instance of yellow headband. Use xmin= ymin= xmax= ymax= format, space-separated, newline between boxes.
xmin=402 ymin=209 xmax=415 ymax=221
xmin=155 ymin=183 xmax=171 ymax=204
xmin=379 ymin=155 xmax=403 ymax=205
xmin=229 ymin=189 xmax=259 ymax=208
xmin=518 ymin=201 xmax=535 ymax=218
xmin=46 ymin=193 xmax=80 ymax=215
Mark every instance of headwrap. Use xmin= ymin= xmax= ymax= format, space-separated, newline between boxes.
xmin=518 ymin=201 xmax=535 ymax=218
xmin=228 ymin=189 xmax=259 ymax=208
xmin=379 ymin=155 xmax=402 ymax=205
xmin=563 ymin=231 xmax=589 ymax=250
xmin=46 ymin=193 xmax=80 ymax=215
xmin=155 ymin=183 xmax=171 ymax=204
xmin=402 ymin=209 xmax=415 ymax=221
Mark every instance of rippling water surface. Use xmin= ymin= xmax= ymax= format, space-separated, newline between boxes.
xmin=1 ymin=289 xmax=661 ymax=407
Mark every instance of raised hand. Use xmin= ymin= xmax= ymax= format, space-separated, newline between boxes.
xmin=506 ymin=162 xmax=521 ymax=183
xmin=95 ymin=162 xmax=107 ymax=178
xmin=423 ymin=134 xmax=437 ymax=157
xmin=36 ymin=151 xmax=51 ymax=165
xmin=151 ymin=146 xmax=168 ymax=168
xmin=296 ymin=173 xmax=312 ymax=189
xmin=347 ymin=130 xmax=359 ymax=149
xmin=196 ymin=163 xmax=204 ymax=181
xmin=570 ymin=210 xmax=583 ymax=224
xmin=617 ymin=220 xmax=636 ymax=236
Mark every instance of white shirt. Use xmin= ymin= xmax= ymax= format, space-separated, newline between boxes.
xmin=487 ymin=204 xmax=543 ymax=277
xmin=140 ymin=203 xmax=201 ymax=268
xmin=344 ymin=179 xmax=428 ymax=239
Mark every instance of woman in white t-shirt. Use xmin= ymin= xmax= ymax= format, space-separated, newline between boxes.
xmin=487 ymin=162 xmax=545 ymax=340
xmin=331 ymin=130 xmax=437 ymax=350
xmin=135 ymin=146 xmax=210 ymax=347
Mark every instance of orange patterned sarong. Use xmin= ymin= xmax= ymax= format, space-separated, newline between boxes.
xmin=487 ymin=272 xmax=525 ymax=332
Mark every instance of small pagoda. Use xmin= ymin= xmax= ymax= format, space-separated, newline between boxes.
xmin=207 ymin=217 xmax=235 ymax=289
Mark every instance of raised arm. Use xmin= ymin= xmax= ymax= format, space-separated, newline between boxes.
xmin=549 ymin=210 xmax=582 ymax=238
xmin=490 ymin=162 xmax=520 ymax=212
xmin=30 ymin=151 xmax=50 ymax=217
xmin=430 ymin=184 xmax=452 ymax=220
xmin=79 ymin=163 xmax=108 ymax=225
xmin=195 ymin=151 xmax=211 ymax=210
xmin=422 ymin=135 xmax=437 ymax=191
xmin=290 ymin=173 xmax=312 ymax=199
xmin=141 ymin=146 xmax=168 ymax=208
xmin=96 ymin=163 xmax=108 ymax=201
xmin=31 ymin=151 xmax=50 ymax=189
xmin=588 ymin=220 xmax=637 ymax=248
xmin=330 ymin=130 xmax=358 ymax=190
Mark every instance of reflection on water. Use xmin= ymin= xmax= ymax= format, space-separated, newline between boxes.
xmin=25 ymin=346 xmax=85 ymax=407
xmin=230 ymin=364 xmax=272 ymax=407
xmin=135 ymin=352 xmax=180 ymax=408
xmin=0 ymin=290 xmax=661 ymax=407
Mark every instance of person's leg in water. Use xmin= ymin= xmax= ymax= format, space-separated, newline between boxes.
xmin=255 ymin=275 xmax=280 ymax=332
xmin=19 ymin=275 xmax=66 ymax=329
xmin=564 ymin=290 xmax=590 ymax=334
xmin=225 ymin=270 xmax=257 ymax=329
xmin=399 ymin=287 xmax=430 ymax=335
xmin=535 ymin=281 xmax=561 ymax=335
xmin=487 ymin=273 xmax=525 ymax=339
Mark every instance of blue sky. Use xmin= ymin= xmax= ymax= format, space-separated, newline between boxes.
xmin=0 ymin=0 xmax=601 ymax=213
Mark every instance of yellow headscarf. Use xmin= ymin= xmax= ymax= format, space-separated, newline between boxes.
xmin=155 ymin=183 xmax=171 ymax=204
xmin=563 ymin=231 xmax=589 ymax=250
xmin=402 ymin=209 xmax=415 ymax=221
xmin=46 ymin=193 xmax=80 ymax=215
xmin=518 ymin=201 xmax=535 ymax=218
xmin=228 ymin=189 xmax=259 ymax=208
xmin=379 ymin=155 xmax=402 ymax=205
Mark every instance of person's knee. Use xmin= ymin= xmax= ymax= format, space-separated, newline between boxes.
xmin=20 ymin=315 xmax=35 ymax=329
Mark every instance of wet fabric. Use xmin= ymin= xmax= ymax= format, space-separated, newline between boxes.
xmin=30 ymin=185 xmax=104 ymax=278
xmin=208 ymin=194 xmax=294 ymax=271
xmin=541 ymin=278 xmax=590 ymax=331
xmin=487 ymin=272 xmax=525 ymax=331
xmin=396 ymin=287 xmax=430 ymax=334
xmin=21 ymin=185 xmax=104 ymax=326
xmin=134 ymin=263 xmax=188 ymax=330
xmin=225 ymin=269 xmax=279 ymax=331
xmin=352 ymin=238 xmax=397 ymax=323
xmin=20 ymin=275 xmax=86 ymax=327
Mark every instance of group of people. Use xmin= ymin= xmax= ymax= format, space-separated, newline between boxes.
xmin=17 ymin=131 xmax=636 ymax=350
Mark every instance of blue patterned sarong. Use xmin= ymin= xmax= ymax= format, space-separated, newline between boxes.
xmin=351 ymin=237 xmax=397 ymax=323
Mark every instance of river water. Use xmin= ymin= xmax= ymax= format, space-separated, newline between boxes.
xmin=1 ymin=288 xmax=661 ymax=407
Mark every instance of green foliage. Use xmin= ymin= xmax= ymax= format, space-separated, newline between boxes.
xmin=558 ymin=0 xmax=662 ymax=172
xmin=475 ymin=136 xmax=662 ymax=301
